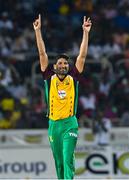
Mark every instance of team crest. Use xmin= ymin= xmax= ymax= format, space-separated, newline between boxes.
xmin=65 ymin=79 xmax=69 ymax=85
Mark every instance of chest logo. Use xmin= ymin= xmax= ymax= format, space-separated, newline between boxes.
xmin=58 ymin=90 xmax=66 ymax=99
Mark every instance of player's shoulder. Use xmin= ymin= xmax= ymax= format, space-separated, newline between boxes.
xmin=69 ymin=65 xmax=80 ymax=76
xmin=42 ymin=64 xmax=54 ymax=79
xmin=68 ymin=65 xmax=81 ymax=82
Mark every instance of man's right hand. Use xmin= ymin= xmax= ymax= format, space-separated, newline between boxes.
xmin=33 ymin=14 xmax=41 ymax=30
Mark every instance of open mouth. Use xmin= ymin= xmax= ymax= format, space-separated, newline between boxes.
xmin=58 ymin=68 xmax=68 ymax=75
xmin=60 ymin=69 xmax=66 ymax=72
xmin=54 ymin=67 xmax=68 ymax=75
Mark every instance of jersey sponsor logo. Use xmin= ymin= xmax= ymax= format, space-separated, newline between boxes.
xmin=69 ymin=132 xmax=78 ymax=138
xmin=58 ymin=90 xmax=66 ymax=99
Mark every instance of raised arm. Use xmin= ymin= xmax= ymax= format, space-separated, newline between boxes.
xmin=33 ymin=14 xmax=48 ymax=72
xmin=75 ymin=16 xmax=92 ymax=73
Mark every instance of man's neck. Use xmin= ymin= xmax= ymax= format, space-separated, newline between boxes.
xmin=57 ymin=74 xmax=66 ymax=81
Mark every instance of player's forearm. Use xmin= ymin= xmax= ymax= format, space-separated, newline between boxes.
xmin=35 ymin=29 xmax=46 ymax=55
xmin=35 ymin=29 xmax=48 ymax=71
xmin=79 ymin=31 xmax=89 ymax=58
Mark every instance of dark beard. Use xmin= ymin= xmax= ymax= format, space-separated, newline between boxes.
xmin=54 ymin=68 xmax=69 ymax=75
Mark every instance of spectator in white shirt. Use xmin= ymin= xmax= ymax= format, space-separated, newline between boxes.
xmin=92 ymin=109 xmax=112 ymax=146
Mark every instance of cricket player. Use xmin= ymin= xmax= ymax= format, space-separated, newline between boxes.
xmin=33 ymin=14 xmax=92 ymax=179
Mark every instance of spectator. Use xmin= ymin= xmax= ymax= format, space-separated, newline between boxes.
xmin=92 ymin=109 xmax=112 ymax=146
xmin=0 ymin=12 xmax=13 ymax=30
xmin=120 ymin=108 xmax=129 ymax=126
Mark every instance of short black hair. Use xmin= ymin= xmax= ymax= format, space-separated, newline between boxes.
xmin=56 ymin=53 xmax=70 ymax=62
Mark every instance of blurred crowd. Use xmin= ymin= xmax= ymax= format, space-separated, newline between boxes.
xmin=0 ymin=0 xmax=129 ymax=129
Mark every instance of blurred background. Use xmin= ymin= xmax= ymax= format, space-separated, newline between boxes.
xmin=1 ymin=0 xmax=129 ymax=129
xmin=0 ymin=0 xmax=129 ymax=179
